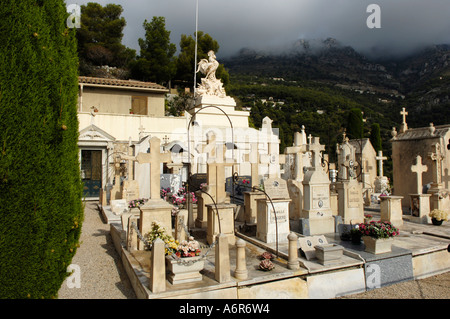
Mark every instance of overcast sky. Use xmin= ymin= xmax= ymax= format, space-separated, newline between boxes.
xmin=71 ymin=0 xmax=450 ymax=59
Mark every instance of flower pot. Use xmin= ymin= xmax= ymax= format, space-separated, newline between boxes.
xmin=432 ymin=218 xmax=443 ymax=226
xmin=165 ymin=255 xmax=204 ymax=285
xmin=362 ymin=236 xmax=394 ymax=254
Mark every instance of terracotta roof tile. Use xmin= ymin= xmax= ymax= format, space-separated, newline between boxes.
xmin=78 ymin=76 xmax=167 ymax=91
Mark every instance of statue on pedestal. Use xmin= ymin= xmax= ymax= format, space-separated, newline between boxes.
xmin=196 ymin=50 xmax=226 ymax=98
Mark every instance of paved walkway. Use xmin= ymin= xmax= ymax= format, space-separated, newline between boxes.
xmin=58 ymin=202 xmax=449 ymax=299
xmin=58 ymin=202 xmax=136 ymax=299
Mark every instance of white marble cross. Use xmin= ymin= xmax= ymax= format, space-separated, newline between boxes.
xmin=411 ymin=155 xmax=428 ymax=194
xmin=136 ymin=137 xmax=172 ymax=199
xmin=375 ymin=150 xmax=387 ymax=177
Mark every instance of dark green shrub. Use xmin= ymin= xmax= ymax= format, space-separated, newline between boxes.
xmin=370 ymin=123 xmax=382 ymax=152
xmin=346 ymin=108 xmax=364 ymax=139
xmin=0 ymin=0 xmax=83 ymax=298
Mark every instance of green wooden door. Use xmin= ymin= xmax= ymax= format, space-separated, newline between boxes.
xmin=81 ymin=150 xmax=102 ymax=198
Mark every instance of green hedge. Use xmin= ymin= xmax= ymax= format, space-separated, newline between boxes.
xmin=0 ymin=1 xmax=83 ymax=298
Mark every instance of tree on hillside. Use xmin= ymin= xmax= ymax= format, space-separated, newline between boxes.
xmin=370 ymin=123 xmax=382 ymax=151
xmin=129 ymin=16 xmax=177 ymax=85
xmin=0 ymin=0 xmax=83 ymax=298
xmin=346 ymin=108 xmax=364 ymax=139
xmin=77 ymin=2 xmax=135 ymax=76
xmin=175 ymin=31 xmax=229 ymax=90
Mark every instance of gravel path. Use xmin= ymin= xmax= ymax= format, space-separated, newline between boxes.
xmin=58 ymin=202 xmax=136 ymax=299
xmin=58 ymin=202 xmax=448 ymax=299
xmin=338 ymin=271 xmax=450 ymax=299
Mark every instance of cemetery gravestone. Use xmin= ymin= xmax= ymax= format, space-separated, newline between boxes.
xmin=374 ymin=151 xmax=389 ymax=194
xmin=298 ymin=235 xmax=328 ymax=260
xmin=409 ymin=155 xmax=431 ymax=224
xmin=136 ymin=137 xmax=174 ymax=248
xmin=256 ymin=178 xmax=291 ymax=243
xmin=301 ymin=137 xmax=335 ymax=235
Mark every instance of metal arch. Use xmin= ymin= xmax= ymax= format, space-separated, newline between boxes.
xmin=232 ymin=172 xmax=281 ymax=258
xmin=186 ymin=104 xmax=235 ymax=232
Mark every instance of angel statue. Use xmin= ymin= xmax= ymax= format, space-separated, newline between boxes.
xmin=196 ymin=50 xmax=226 ymax=98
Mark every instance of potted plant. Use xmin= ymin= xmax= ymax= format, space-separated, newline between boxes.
xmin=356 ymin=221 xmax=399 ymax=254
xmin=429 ymin=209 xmax=448 ymax=226
xmin=165 ymin=236 xmax=204 ymax=284
xmin=350 ymin=227 xmax=362 ymax=244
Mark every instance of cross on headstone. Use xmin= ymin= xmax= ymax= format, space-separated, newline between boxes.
xmin=411 ymin=155 xmax=428 ymax=194
xmin=286 ymin=135 xmax=307 ymax=181
xmin=307 ymin=137 xmax=325 ymax=169
xmin=428 ymin=143 xmax=444 ymax=185
xmin=308 ymin=134 xmax=313 ymax=145
xmin=375 ymin=150 xmax=388 ymax=177
xmin=136 ymin=137 xmax=172 ymax=199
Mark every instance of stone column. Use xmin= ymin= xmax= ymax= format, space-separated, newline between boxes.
xmin=287 ymin=232 xmax=299 ymax=270
xmin=149 ymin=238 xmax=166 ymax=293
xmin=215 ymin=233 xmax=231 ymax=283
xmin=234 ymin=239 xmax=248 ymax=280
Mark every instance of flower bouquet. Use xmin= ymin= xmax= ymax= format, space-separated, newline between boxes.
xmin=128 ymin=198 xmax=148 ymax=209
xmin=144 ymin=221 xmax=178 ymax=254
xmin=174 ymin=236 xmax=201 ymax=258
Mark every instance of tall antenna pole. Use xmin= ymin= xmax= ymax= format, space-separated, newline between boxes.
xmin=193 ymin=0 xmax=199 ymax=96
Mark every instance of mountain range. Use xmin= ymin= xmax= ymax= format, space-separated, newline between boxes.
xmin=223 ymin=38 xmax=450 ymax=128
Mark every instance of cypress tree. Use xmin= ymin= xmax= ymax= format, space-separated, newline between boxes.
xmin=0 ymin=1 xmax=83 ymax=298
xmin=370 ymin=123 xmax=382 ymax=152
xmin=346 ymin=108 xmax=364 ymax=139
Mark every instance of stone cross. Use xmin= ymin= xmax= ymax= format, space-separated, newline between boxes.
xmin=411 ymin=155 xmax=428 ymax=194
xmin=428 ymin=143 xmax=444 ymax=185
xmin=308 ymin=134 xmax=313 ymax=145
xmin=400 ymin=107 xmax=408 ymax=125
xmin=285 ymin=133 xmax=307 ymax=181
xmin=375 ymin=150 xmax=387 ymax=177
xmin=136 ymin=137 xmax=172 ymax=199
xmin=307 ymin=137 xmax=325 ymax=169
xmin=400 ymin=108 xmax=408 ymax=132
